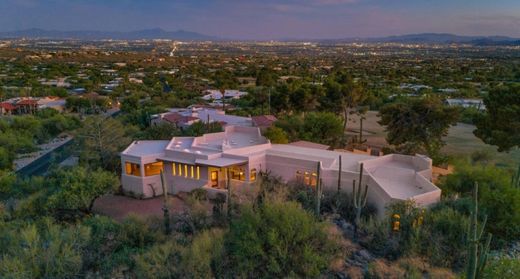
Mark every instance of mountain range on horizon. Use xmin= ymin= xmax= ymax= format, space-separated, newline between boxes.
xmin=1 ymin=28 xmax=519 ymax=45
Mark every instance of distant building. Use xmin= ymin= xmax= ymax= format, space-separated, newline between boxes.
xmin=289 ymin=140 xmax=330 ymax=150
xmin=445 ymin=98 xmax=485 ymax=111
xmin=251 ymin=115 xmax=277 ymax=130
xmin=39 ymin=78 xmax=71 ymax=88
xmin=0 ymin=97 xmax=66 ymax=115
xmin=399 ymin=83 xmax=431 ymax=92
xmin=0 ymin=102 xmax=16 ymax=115
xmin=202 ymin=89 xmax=248 ymax=101
xmin=151 ymin=106 xmax=252 ymax=129
xmin=438 ymin=88 xmax=458 ymax=93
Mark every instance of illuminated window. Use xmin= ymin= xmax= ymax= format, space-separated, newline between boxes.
xmin=196 ymin=166 xmax=200 ymax=180
xmin=231 ymin=166 xmax=246 ymax=181
xmin=304 ymin=171 xmax=310 ymax=185
xmin=178 ymin=164 xmax=182 ymax=176
xmin=310 ymin=172 xmax=317 ymax=187
xmin=190 ymin=166 xmax=194 ymax=178
xmin=250 ymin=168 xmax=257 ymax=181
xmin=172 ymin=163 xmax=176 ymax=175
xmin=144 ymin=161 xmax=163 ymax=176
xmin=184 ymin=165 xmax=188 ymax=178
xmin=125 ymin=162 xmax=141 ymax=176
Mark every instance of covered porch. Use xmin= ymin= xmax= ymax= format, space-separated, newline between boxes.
xmin=196 ymin=157 xmax=257 ymax=197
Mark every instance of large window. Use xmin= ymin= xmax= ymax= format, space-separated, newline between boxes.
xmin=250 ymin=168 xmax=257 ymax=182
xmin=231 ymin=166 xmax=246 ymax=181
xmin=296 ymin=170 xmax=317 ymax=187
xmin=125 ymin=162 xmax=141 ymax=176
xmin=144 ymin=161 xmax=163 ymax=176
xmin=172 ymin=162 xmax=200 ymax=180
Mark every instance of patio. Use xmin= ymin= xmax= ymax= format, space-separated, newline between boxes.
xmin=92 ymin=194 xmax=192 ymax=221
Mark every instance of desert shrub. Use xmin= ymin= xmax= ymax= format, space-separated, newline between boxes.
xmin=483 ymin=257 xmax=520 ymax=279
xmin=220 ymin=201 xmax=343 ymax=278
xmin=181 ymin=229 xmax=225 ymax=278
xmin=133 ymin=228 xmax=225 ymax=279
xmin=321 ymin=190 xmax=377 ymax=221
xmin=133 ymin=240 xmax=183 ymax=279
xmin=81 ymin=215 xmax=160 ymax=275
xmin=440 ymin=162 xmax=520 ymax=244
xmin=419 ymin=205 xmax=469 ymax=269
xmin=0 ymin=218 xmax=90 ymax=278
xmin=366 ymin=257 xmax=456 ymax=279
xmin=359 ymin=217 xmax=400 ymax=259
xmin=360 ymin=201 xmax=470 ymax=269
xmin=188 ymin=188 xmax=208 ymax=201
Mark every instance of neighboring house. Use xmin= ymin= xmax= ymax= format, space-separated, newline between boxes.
xmin=445 ymin=98 xmax=486 ymax=111
xmin=37 ymin=97 xmax=66 ymax=112
xmin=289 ymin=140 xmax=330 ymax=150
xmin=0 ymin=102 xmax=16 ymax=115
xmin=151 ymin=107 xmax=252 ymax=128
xmin=151 ymin=112 xmax=200 ymax=129
xmin=1 ymin=97 xmax=67 ymax=115
xmin=202 ymin=89 xmax=248 ymax=101
xmin=251 ymin=115 xmax=277 ymax=130
xmin=120 ymin=126 xmax=441 ymax=217
xmin=16 ymin=99 xmax=39 ymax=114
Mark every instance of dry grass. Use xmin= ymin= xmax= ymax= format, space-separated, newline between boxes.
xmin=365 ymin=257 xmax=457 ymax=279
xmin=347 ymin=111 xmax=520 ymax=167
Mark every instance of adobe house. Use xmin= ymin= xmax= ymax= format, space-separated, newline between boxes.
xmin=120 ymin=126 xmax=441 ymax=217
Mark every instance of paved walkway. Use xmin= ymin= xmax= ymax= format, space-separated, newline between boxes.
xmin=92 ymin=194 xmax=190 ymax=221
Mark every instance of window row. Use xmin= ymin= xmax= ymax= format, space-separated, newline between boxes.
xmin=172 ymin=163 xmax=200 ymax=180
xmin=125 ymin=161 xmax=164 ymax=177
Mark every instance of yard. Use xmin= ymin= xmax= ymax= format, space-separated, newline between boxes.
xmin=347 ymin=111 xmax=520 ymax=167
xmin=92 ymin=194 xmax=211 ymax=221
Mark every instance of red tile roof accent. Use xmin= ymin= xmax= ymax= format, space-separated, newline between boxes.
xmin=16 ymin=99 xmax=38 ymax=105
xmin=252 ymin=115 xmax=277 ymax=127
xmin=0 ymin=102 xmax=16 ymax=110
xmin=162 ymin=113 xmax=199 ymax=124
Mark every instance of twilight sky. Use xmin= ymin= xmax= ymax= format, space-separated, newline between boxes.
xmin=1 ymin=0 xmax=519 ymax=39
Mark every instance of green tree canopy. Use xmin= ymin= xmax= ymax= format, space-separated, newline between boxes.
xmin=474 ymin=84 xmax=520 ymax=152
xmin=262 ymin=126 xmax=289 ymax=144
xmin=378 ymin=97 xmax=459 ymax=159
xmin=221 ymin=201 xmax=342 ymax=278
xmin=45 ymin=166 xmax=119 ymax=214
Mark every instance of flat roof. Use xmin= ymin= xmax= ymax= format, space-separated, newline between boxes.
xmin=122 ymin=140 xmax=169 ymax=157
xmin=289 ymin=140 xmax=330 ymax=150
xmin=268 ymin=144 xmax=373 ymax=170
xmin=367 ymin=164 xmax=429 ymax=199
xmin=195 ymin=157 xmax=248 ymax=167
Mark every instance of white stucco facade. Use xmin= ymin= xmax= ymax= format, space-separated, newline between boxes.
xmin=120 ymin=126 xmax=441 ymax=217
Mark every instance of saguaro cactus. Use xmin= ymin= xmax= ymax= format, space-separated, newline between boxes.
xmin=466 ymin=182 xmax=492 ymax=279
xmin=315 ymin=162 xmax=323 ymax=217
xmin=227 ymin=168 xmax=232 ymax=220
xmin=337 ymin=155 xmax=342 ymax=193
xmin=353 ymin=163 xmax=368 ymax=237
xmin=160 ymin=169 xmax=171 ymax=235
xmin=512 ymin=164 xmax=520 ymax=188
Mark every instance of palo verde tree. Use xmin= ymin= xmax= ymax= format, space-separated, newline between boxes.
xmin=378 ymin=96 xmax=459 ymax=161
xmin=45 ymin=166 xmax=119 ymax=216
xmin=75 ymin=116 xmax=137 ymax=172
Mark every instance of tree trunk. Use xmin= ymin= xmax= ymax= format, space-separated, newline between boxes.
xmin=343 ymin=107 xmax=349 ymax=130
